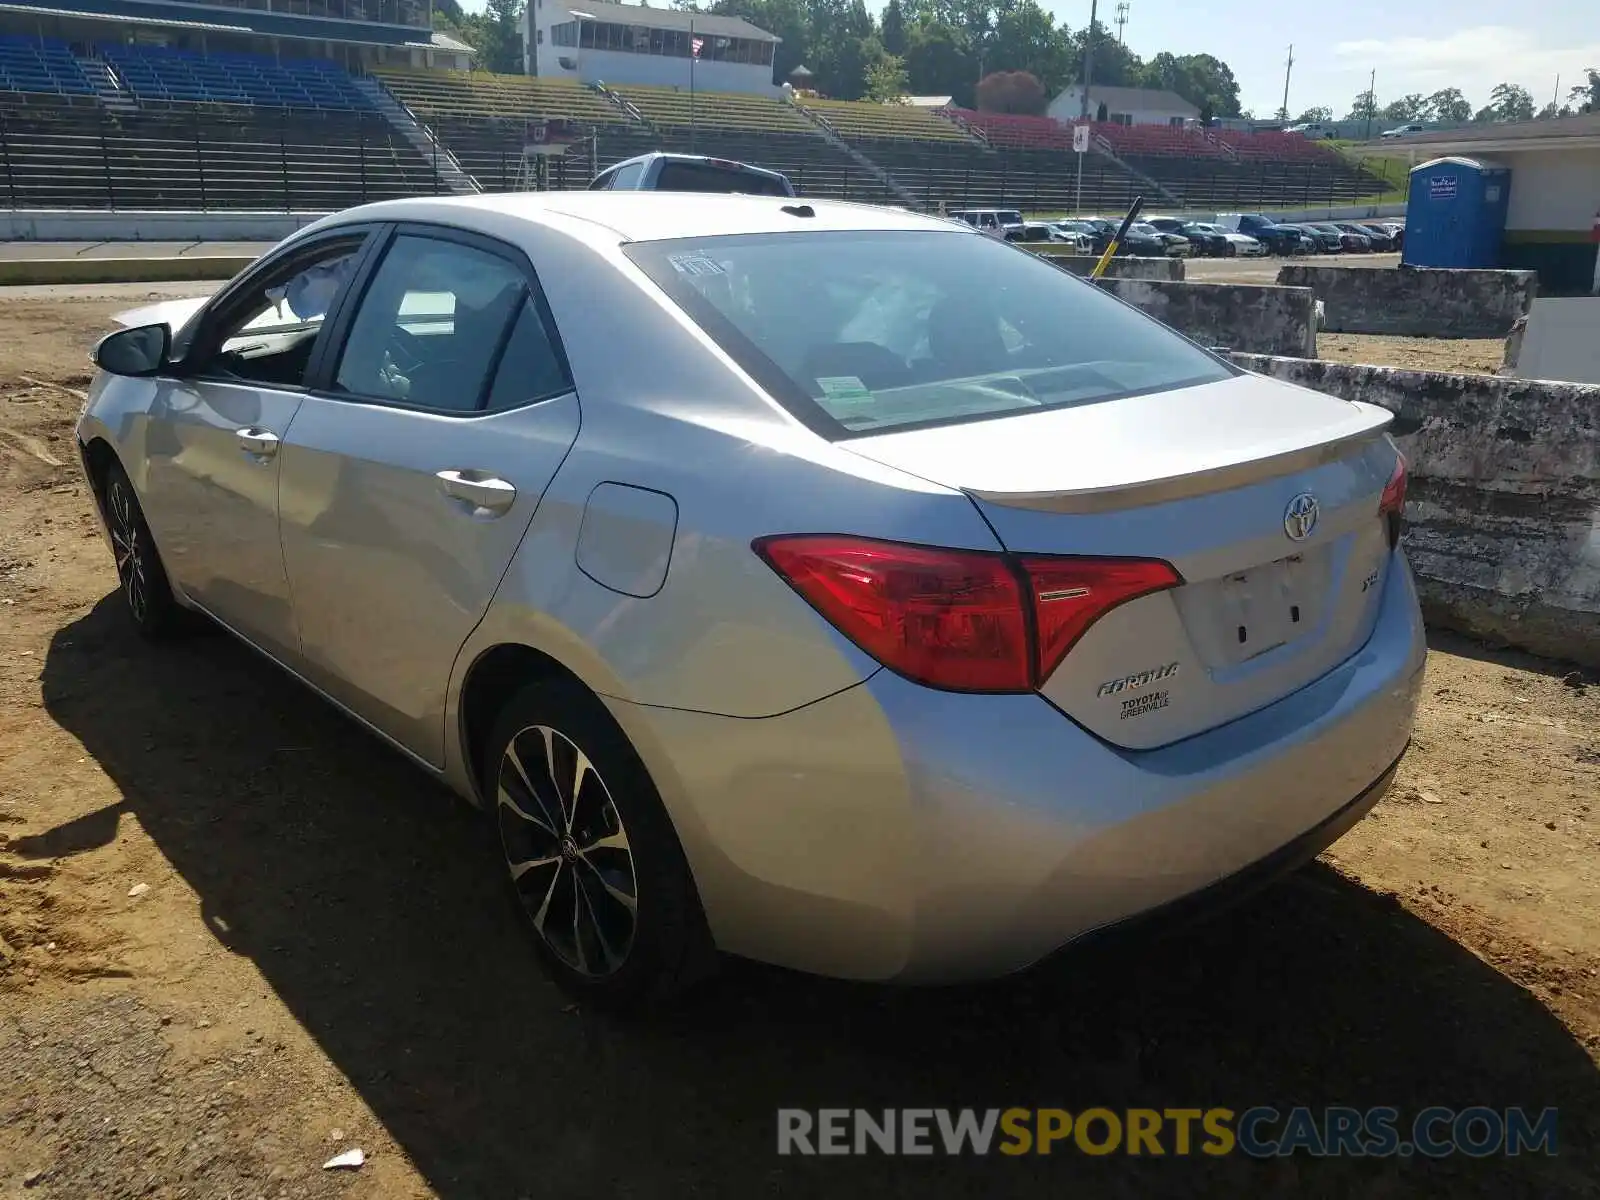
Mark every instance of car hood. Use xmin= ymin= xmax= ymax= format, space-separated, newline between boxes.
xmin=112 ymin=295 xmax=211 ymax=333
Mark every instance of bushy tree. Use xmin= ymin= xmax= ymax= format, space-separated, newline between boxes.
xmin=975 ymin=69 xmax=1046 ymax=113
xmin=1475 ymin=82 xmax=1535 ymax=122
xmin=1423 ymin=88 xmax=1470 ymax=122
xmin=1569 ymin=68 xmax=1600 ymax=113
xmin=1293 ymin=105 xmax=1333 ymax=123
xmin=864 ymin=53 xmax=910 ymax=102
xmin=1381 ymin=93 xmax=1427 ymax=122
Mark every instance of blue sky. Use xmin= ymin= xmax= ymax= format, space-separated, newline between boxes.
xmin=459 ymin=0 xmax=1598 ymax=116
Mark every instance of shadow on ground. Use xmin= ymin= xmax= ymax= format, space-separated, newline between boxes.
xmin=38 ymin=597 xmax=1600 ymax=1197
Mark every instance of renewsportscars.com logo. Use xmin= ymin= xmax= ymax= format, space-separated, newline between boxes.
xmin=776 ymin=1107 xmax=1558 ymax=1158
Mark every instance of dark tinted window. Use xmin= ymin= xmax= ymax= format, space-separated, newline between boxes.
xmin=486 ymin=297 xmax=571 ymax=409
xmin=653 ymin=161 xmax=791 ymax=196
xmin=625 ymin=229 xmax=1232 ymax=439
xmin=334 ymin=235 xmax=526 ymax=412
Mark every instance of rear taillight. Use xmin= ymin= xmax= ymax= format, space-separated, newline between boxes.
xmin=1379 ymin=453 xmax=1407 ymax=548
xmin=753 ymin=535 xmax=1181 ymax=694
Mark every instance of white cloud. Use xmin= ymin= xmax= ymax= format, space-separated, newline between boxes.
xmin=1332 ymin=26 xmax=1600 ymax=104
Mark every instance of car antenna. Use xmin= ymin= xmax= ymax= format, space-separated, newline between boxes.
xmin=780 ymin=204 xmax=815 ymax=218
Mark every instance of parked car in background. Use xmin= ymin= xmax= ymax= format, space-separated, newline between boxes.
xmin=1380 ymin=123 xmax=1426 ymax=139
xmin=78 ymin=192 xmax=1423 ymax=1007
xmin=1354 ymin=223 xmax=1398 ymax=251
xmin=1131 ymin=222 xmax=1192 ymax=257
xmin=1189 ymin=221 xmax=1265 ymax=257
xmin=1317 ymin=223 xmax=1372 ymax=252
xmin=1214 ymin=213 xmax=1305 ymax=256
xmin=1284 ymin=122 xmax=1332 ymax=139
xmin=589 ymin=152 xmax=794 ymax=196
xmin=1287 ymin=223 xmax=1345 ymax=253
xmin=1078 ymin=217 xmax=1119 ymax=253
xmin=1043 ymin=221 xmax=1096 ymax=252
xmin=1148 ymin=217 xmax=1229 ymax=257
xmin=948 ymin=208 xmax=1028 ymax=240
xmin=1106 ymin=221 xmax=1169 ymax=257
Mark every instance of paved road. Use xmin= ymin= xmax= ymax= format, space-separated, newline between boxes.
xmin=0 ymin=240 xmax=272 ymax=260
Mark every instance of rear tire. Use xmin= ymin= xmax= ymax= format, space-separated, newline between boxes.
xmin=484 ymin=677 xmax=715 ymax=1012
xmin=102 ymin=460 xmax=182 ymax=640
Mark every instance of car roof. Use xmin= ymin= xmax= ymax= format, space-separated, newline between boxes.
xmin=606 ymin=151 xmax=788 ymax=180
xmin=311 ymin=192 xmax=964 ymax=245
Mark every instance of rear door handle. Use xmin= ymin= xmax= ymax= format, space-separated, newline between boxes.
xmin=236 ymin=426 xmax=280 ymax=458
xmin=436 ymin=469 xmax=517 ymax=516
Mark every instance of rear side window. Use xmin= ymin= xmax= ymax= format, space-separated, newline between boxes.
xmin=333 ymin=234 xmax=528 ymax=412
xmin=625 ymin=229 xmax=1232 ymax=439
xmin=606 ymin=161 xmax=645 ymax=189
xmin=653 ymin=161 xmax=791 ymax=196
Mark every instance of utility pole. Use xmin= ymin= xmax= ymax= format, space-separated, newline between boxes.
xmin=1552 ymin=73 xmax=1561 ymax=115
xmin=1279 ymin=44 xmax=1293 ymax=121
xmin=1365 ymin=67 xmax=1375 ymax=140
xmin=1114 ymin=2 xmax=1128 ymax=45
xmin=1078 ymin=0 xmax=1097 ymax=121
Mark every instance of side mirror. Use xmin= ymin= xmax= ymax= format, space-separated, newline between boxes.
xmin=93 ymin=324 xmax=170 ymax=378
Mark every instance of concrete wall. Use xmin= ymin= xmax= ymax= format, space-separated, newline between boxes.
xmin=1511 ymin=296 xmax=1600 ymax=385
xmin=1 ymin=210 xmax=326 ymax=242
xmin=1276 ymin=264 xmax=1537 ymax=338
xmin=1230 ymin=354 xmax=1600 ymax=668
xmin=1031 ymin=248 xmax=1185 ymax=280
xmin=1096 ymin=278 xmax=1317 ymax=357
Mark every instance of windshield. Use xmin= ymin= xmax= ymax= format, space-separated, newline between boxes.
xmin=624 ymin=229 xmax=1232 ymax=439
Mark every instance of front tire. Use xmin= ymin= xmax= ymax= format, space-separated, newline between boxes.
xmin=102 ymin=461 xmax=181 ymax=640
xmin=485 ymin=678 xmax=714 ymax=1011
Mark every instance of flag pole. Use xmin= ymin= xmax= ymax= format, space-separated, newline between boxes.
xmin=689 ymin=18 xmax=697 ymax=154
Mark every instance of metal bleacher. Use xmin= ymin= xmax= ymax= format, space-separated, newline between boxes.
xmin=98 ymin=44 xmax=374 ymax=110
xmin=0 ymin=34 xmax=94 ymax=99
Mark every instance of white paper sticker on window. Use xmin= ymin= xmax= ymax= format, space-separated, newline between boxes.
xmin=814 ymin=375 xmax=875 ymax=408
xmin=668 ymin=253 xmax=726 ymax=277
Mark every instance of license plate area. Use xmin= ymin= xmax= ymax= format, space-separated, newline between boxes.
xmin=1174 ymin=549 xmax=1331 ymax=670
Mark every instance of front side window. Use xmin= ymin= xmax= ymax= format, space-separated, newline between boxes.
xmin=185 ymin=237 xmax=365 ymax=388
xmin=625 ymin=229 xmax=1233 ymax=438
xmin=333 ymin=235 xmax=539 ymax=412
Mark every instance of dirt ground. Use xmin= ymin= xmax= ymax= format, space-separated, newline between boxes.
xmin=1318 ymin=333 xmax=1507 ymax=376
xmin=0 ymin=296 xmax=1597 ymax=1199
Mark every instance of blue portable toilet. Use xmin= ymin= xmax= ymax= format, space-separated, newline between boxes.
xmin=1402 ymin=156 xmax=1512 ymax=269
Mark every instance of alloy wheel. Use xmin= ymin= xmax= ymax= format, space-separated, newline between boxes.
xmin=107 ymin=477 xmax=149 ymax=624
xmin=496 ymin=724 xmax=638 ymax=977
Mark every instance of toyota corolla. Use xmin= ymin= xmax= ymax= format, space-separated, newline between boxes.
xmin=76 ymin=193 xmax=1424 ymax=1009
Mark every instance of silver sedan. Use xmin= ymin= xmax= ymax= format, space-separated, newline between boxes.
xmin=76 ymin=193 xmax=1425 ymax=1009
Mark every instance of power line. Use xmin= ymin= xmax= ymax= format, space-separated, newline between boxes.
xmin=1279 ymin=44 xmax=1293 ymax=121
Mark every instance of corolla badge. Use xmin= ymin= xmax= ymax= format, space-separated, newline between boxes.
xmin=1283 ymin=492 xmax=1319 ymax=541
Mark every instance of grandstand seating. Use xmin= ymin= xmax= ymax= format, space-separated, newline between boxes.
xmin=612 ymin=83 xmax=814 ymax=134
xmin=948 ymin=109 xmax=1075 ymax=151
xmin=798 ymin=97 xmax=971 ymax=142
xmin=0 ymin=35 xmax=93 ymax=99
xmin=0 ymin=48 xmax=1393 ymax=215
xmin=1093 ymin=121 xmax=1229 ymax=159
xmin=373 ymin=67 xmax=621 ymax=124
xmin=98 ymin=45 xmax=373 ymax=110
xmin=0 ymin=97 xmax=444 ymax=209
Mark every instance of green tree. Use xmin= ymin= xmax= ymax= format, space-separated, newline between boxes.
xmin=1476 ymin=82 xmax=1535 ymax=122
xmin=863 ymin=52 xmax=910 ymax=101
xmin=1569 ymin=67 xmax=1600 ymax=113
xmin=880 ymin=0 xmax=908 ymax=56
xmin=904 ymin=17 xmax=972 ymax=104
xmin=1292 ymin=105 xmax=1333 ymax=123
xmin=1139 ymin=51 xmax=1241 ymax=120
xmin=1381 ymin=93 xmax=1427 ymax=122
xmin=1063 ymin=19 xmax=1141 ymax=88
xmin=1425 ymin=87 xmax=1471 ymax=122
xmin=474 ymin=0 xmax=525 ymax=73
xmin=1345 ymin=87 xmax=1378 ymax=124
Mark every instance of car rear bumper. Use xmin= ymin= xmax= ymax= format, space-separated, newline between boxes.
xmin=613 ymin=552 xmax=1426 ymax=983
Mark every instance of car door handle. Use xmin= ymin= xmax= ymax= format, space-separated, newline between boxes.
xmin=236 ymin=427 xmax=280 ymax=457
xmin=436 ymin=470 xmax=517 ymax=516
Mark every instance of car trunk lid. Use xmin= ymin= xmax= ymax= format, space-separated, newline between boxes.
xmin=842 ymin=371 xmax=1399 ymax=749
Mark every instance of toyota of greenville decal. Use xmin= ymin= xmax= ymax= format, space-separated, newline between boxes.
xmin=1119 ymin=690 xmax=1171 ymax=720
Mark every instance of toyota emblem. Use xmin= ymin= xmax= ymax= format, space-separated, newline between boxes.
xmin=1283 ymin=493 xmax=1319 ymax=541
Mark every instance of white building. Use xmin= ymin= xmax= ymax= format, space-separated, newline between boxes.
xmin=525 ymin=0 xmax=781 ymax=95
xmin=1047 ymin=85 xmax=1198 ymax=127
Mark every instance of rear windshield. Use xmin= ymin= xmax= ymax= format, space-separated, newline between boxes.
xmin=653 ymin=161 xmax=791 ymax=196
xmin=624 ymin=229 xmax=1233 ymax=439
